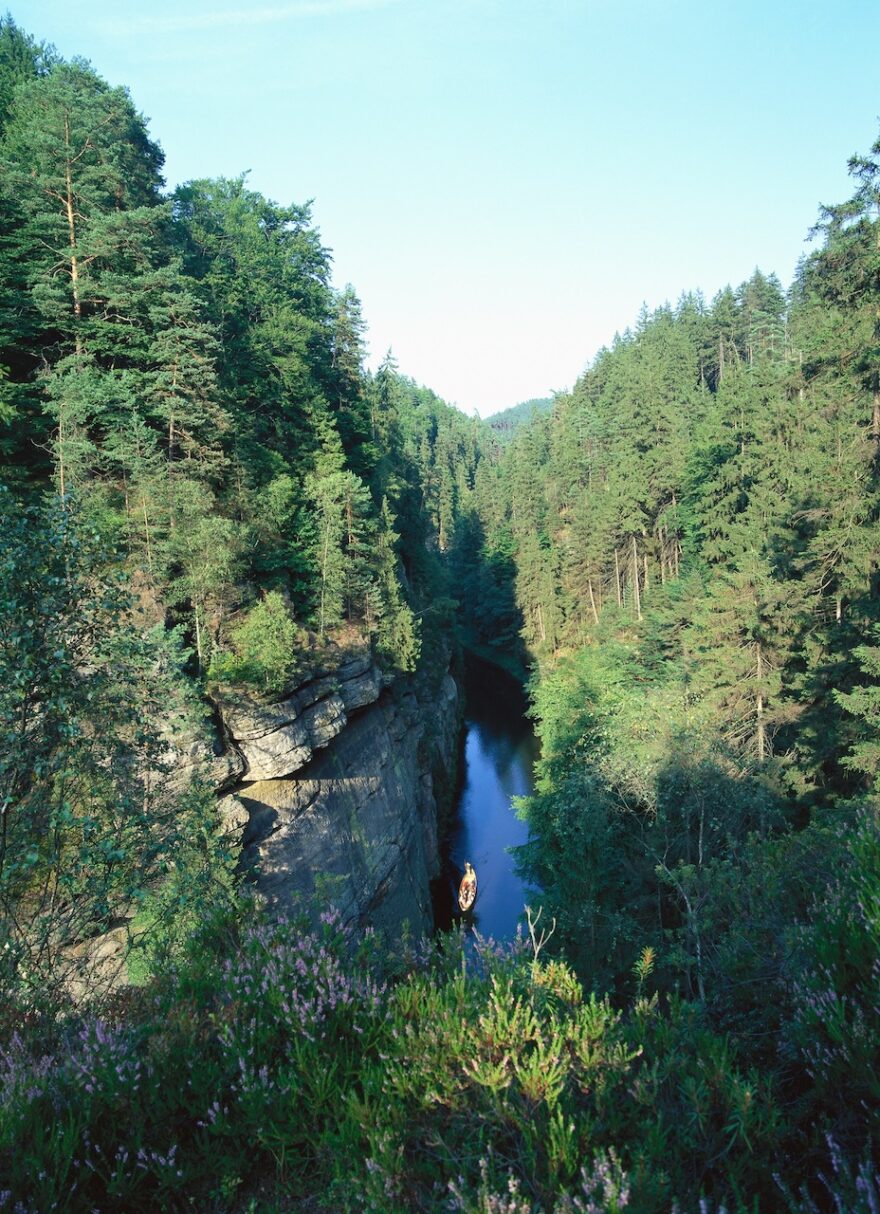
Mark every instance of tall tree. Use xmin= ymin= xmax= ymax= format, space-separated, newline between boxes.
xmin=1 ymin=60 xmax=164 ymax=492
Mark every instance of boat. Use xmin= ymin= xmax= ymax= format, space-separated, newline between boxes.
xmin=458 ymin=861 xmax=477 ymax=912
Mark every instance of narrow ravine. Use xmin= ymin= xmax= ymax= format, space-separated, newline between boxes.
xmin=433 ymin=655 xmax=540 ymax=940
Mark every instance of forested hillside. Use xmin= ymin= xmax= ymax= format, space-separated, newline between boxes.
xmin=0 ymin=21 xmax=485 ymax=676
xmin=2 ymin=14 xmax=880 ymax=1214
xmin=0 ymin=18 xmax=487 ymax=999
xmin=468 ymin=221 xmax=880 ymax=964
xmin=487 ymin=396 xmax=554 ymax=444
xmin=447 ymin=138 xmax=880 ymax=1208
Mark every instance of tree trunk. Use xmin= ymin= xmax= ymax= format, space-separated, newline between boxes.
xmin=63 ymin=113 xmax=83 ymax=336
xmin=614 ymin=548 xmax=622 ymax=607
xmin=141 ymin=495 xmax=154 ymax=578
xmin=691 ymin=897 xmax=706 ymax=1004
xmin=756 ymin=642 xmax=766 ymax=762
xmin=587 ymin=578 xmax=599 ymax=625
xmin=319 ymin=517 xmax=333 ymax=642
xmin=631 ymin=535 xmax=642 ymax=621
xmin=58 ymin=435 xmax=66 ymax=501
xmin=59 ymin=110 xmax=84 ymax=502
xmin=168 ymin=364 xmax=181 ymax=464
xmin=194 ymin=604 xmax=203 ymax=671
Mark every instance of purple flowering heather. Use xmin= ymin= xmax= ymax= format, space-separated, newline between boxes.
xmin=191 ymin=913 xmax=389 ymax=1134
xmin=447 ymin=1157 xmax=535 ymax=1213
xmin=0 ymin=1033 xmax=56 ymax=1109
xmin=447 ymin=1150 xmax=632 ymax=1214
xmin=68 ymin=1018 xmax=143 ymax=1098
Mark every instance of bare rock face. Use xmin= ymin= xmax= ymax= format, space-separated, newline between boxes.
xmin=211 ymin=748 xmax=247 ymax=791
xmin=338 ymin=667 xmax=383 ymax=712
xmin=216 ymin=660 xmax=461 ymax=940
xmin=66 ymin=649 xmax=459 ymax=1002
xmin=65 ymin=909 xmax=140 ymax=1004
xmin=302 ymin=693 xmax=347 ymax=749
xmin=217 ymin=656 xmax=385 ymax=783
xmin=217 ymin=792 xmax=250 ymax=845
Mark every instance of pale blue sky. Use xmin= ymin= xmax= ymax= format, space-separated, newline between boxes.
xmin=19 ymin=1 xmax=880 ymax=415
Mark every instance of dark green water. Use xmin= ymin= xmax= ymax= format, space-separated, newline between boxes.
xmin=434 ymin=656 xmax=540 ymax=940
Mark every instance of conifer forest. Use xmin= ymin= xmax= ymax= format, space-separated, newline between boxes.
xmin=2 ymin=16 xmax=880 ymax=1214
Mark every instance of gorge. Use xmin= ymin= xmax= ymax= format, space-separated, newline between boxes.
xmin=3 ymin=16 xmax=880 ymax=1212
xmin=212 ymin=650 xmax=537 ymax=947
xmin=433 ymin=656 xmax=539 ymax=941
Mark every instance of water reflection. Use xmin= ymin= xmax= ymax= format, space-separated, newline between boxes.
xmin=434 ymin=656 xmax=540 ymax=940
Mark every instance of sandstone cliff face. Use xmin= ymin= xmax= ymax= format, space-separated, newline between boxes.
xmin=66 ymin=651 xmax=459 ymax=999
xmin=214 ymin=653 xmax=460 ymax=939
xmin=219 ymin=655 xmax=383 ymax=783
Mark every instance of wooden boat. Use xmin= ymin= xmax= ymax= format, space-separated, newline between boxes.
xmin=458 ymin=861 xmax=477 ymax=912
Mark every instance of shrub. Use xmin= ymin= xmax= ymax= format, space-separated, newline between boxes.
xmin=0 ymin=911 xmax=791 ymax=1213
xmin=786 ymin=804 xmax=880 ymax=1148
xmin=209 ymin=591 xmax=300 ymax=693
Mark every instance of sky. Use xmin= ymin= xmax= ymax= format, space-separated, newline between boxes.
xmin=18 ymin=0 xmax=880 ymax=416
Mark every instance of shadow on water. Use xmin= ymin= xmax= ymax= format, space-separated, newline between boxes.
xmin=432 ymin=654 xmax=540 ymax=940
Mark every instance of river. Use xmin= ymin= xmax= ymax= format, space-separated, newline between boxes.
xmin=433 ymin=655 xmax=540 ymax=940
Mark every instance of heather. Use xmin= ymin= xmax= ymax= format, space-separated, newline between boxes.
xmin=1 ymin=891 xmax=879 ymax=1213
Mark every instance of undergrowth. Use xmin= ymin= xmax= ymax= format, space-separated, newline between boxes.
xmin=0 ymin=905 xmax=875 ymax=1213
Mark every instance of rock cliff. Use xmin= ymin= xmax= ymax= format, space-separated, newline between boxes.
xmin=213 ymin=651 xmax=461 ymax=939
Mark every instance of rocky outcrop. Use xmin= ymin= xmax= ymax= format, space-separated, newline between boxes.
xmin=218 ymin=654 xmax=384 ymax=783
xmin=64 ymin=649 xmax=459 ymax=1002
xmin=213 ymin=651 xmax=461 ymax=938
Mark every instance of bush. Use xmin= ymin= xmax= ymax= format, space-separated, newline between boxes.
xmin=208 ymin=591 xmax=300 ymax=694
xmin=0 ymin=493 xmax=231 ymax=1012
xmin=0 ymin=910 xmax=792 ymax=1214
xmin=786 ymin=804 xmax=880 ymax=1149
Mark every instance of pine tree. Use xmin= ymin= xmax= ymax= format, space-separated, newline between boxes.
xmin=834 ymin=629 xmax=880 ymax=783
xmin=0 ymin=16 xmax=54 ymax=134
xmin=1 ymin=60 xmax=165 ymax=494
xmin=372 ymin=497 xmax=420 ymax=672
xmin=172 ymin=177 xmax=334 ymax=485
xmin=329 ymin=284 xmax=376 ymax=480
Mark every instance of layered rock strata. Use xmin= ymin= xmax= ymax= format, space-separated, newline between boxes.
xmin=215 ymin=652 xmax=460 ymax=938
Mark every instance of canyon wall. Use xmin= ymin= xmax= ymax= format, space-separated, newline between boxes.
xmin=214 ymin=649 xmax=461 ymax=939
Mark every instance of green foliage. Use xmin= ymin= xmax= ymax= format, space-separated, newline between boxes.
xmin=1 ymin=914 xmax=790 ymax=1213
xmin=487 ymin=396 xmax=554 ymax=445
xmin=465 ymin=131 xmax=880 ymax=1214
xmin=208 ymin=591 xmax=301 ymax=694
xmin=0 ymin=24 xmax=484 ymax=680
xmin=372 ymin=496 xmax=422 ymax=672
xmin=787 ymin=805 xmax=880 ymax=1142
xmin=4 ymin=18 xmax=880 ymax=1213
xmin=0 ymin=491 xmax=234 ymax=1009
xmin=124 ymin=778 xmax=239 ymax=984
xmin=834 ymin=629 xmax=880 ymax=782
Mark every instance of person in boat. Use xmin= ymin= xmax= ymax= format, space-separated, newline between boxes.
xmin=458 ymin=861 xmax=477 ymax=912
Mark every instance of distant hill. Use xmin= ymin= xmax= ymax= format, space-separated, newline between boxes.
xmin=486 ymin=396 xmax=553 ymax=443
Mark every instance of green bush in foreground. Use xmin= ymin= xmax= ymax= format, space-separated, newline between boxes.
xmin=0 ymin=905 xmax=819 ymax=1214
